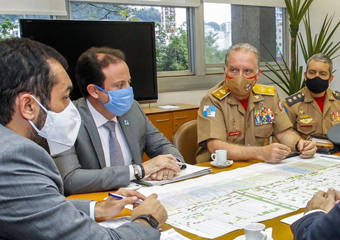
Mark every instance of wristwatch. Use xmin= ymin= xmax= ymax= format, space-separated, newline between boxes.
xmin=132 ymin=164 xmax=142 ymax=180
xmin=133 ymin=214 xmax=159 ymax=229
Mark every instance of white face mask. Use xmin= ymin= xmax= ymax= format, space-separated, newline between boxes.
xmin=29 ymin=95 xmax=81 ymax=156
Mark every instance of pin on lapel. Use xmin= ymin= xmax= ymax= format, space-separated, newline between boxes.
xmin=124 ymin=120 xmax=130 ymax=126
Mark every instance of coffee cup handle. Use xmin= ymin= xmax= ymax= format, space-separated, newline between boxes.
xmin=260 ymin=230 xmax=267 ymax=240
xmin=211 ymin=153 xmax=216 ymax=161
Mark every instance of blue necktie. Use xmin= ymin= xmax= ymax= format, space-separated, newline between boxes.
xmin=103 ymin=121 xmax=124 ymax=167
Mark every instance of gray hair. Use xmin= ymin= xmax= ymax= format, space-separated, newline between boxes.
xmin=307 ymin=53 xmax=333 ymax=74
xmin=225 ymin=43 xmax=259 ymax=68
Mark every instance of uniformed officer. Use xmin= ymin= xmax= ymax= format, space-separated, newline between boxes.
xmin=284 ymin=53 xmax=340 ymax=139
xmin=196 ymin=43 xmax=316 ymax=164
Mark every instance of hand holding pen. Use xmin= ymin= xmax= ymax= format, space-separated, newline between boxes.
xmin=110 ymin=188 xmax=146 ymax=207
xmin=95 ymin=189 xmax=146 ymax=219
xmin=109 ymin=193 xmax=144 ymax=204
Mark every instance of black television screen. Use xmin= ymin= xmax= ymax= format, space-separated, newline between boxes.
xmin=20 ymin=19 xmax=158 ymax=102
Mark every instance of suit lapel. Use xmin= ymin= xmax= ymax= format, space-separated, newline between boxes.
xmin=76 ymin=98 xmax=106 ymax=168
xmin=117 ymin=117 xmax=142 ymax=164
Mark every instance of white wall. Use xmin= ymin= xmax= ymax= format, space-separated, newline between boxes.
xmin=298 ymin=0 xmax=340 ymax=91
xmin=157 ymin=90 xmax=207 ymax=105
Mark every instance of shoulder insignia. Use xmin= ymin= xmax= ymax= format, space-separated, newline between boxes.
xmin=333 ymin=91 xmax=340 ymax=101
xmin=212 ymin=86 xmax=230 ymax=100
xmin=253 ymin=84 xmax=275 ymax=96
xmin=285 ymin=92 xmax=304 ymax=106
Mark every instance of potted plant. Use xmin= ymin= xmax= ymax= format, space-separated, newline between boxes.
xmin=262 ymin=0 xmax=340 ymax=96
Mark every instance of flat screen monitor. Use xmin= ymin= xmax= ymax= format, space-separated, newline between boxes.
xmin=20 ymin=19 xmax=158 ymax=102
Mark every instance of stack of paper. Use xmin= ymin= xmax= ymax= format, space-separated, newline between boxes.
xmin=137 ymin=164 xmax=212 ymax=186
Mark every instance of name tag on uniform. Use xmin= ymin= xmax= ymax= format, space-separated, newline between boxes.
xmin=331 ymin=112 xmax=340 ymax=122
xmin=229 ymin=131 xmax=241 ymax=136
xmin=203 ymin=105 xmax=216 ymax=118
xmin=300 ymin=125 xmax=313 ymax=128
xmin=254 ymin=107 xmax=275 ymax=126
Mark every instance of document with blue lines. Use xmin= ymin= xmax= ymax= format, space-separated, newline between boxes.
xmin=138 ymin=154 xmax=340 ymax=239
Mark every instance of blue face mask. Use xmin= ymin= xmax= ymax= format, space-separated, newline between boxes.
xmin=96 ymin=85 xmax=134 ymax=116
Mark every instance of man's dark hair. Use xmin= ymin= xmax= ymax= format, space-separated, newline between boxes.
xmin=0 ymin=38 xmax=68 ymax=125
xmin=76 ymin=47 xmax=126 ymax=97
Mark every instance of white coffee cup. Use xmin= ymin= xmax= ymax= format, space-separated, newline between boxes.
xmin=211 ymin=150 xmax=227 ymax=165
xmin=244 ymin=223 xmax=267 ymax=240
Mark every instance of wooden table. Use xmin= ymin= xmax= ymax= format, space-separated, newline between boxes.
xmin=68 ymin=160 xmax=304 ymax=240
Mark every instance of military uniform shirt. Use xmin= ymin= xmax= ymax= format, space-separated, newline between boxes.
xmin=283 ymin=86 xmax=340 ymax=139
xmin=196 ymin=80 xmax=293 ymax=163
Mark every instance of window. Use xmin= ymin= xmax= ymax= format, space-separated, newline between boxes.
xmin=204 ymin=3 xmax=285 ymax=72
xmin=0 ymin=15 xmax=51 ymax=40
xmin=70 ymin=2 xmax=190 ymax=74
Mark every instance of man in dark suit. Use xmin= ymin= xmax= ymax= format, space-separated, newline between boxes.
xmin=0 ymin=38 xmax=167 ymax=240
xmin=291 ymin=188 xmax=340 ymax=239
xmin=54 ymin=47 xmax=184 ymax=195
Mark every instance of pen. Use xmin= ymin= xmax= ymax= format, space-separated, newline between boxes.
xmin=134 ymin=180 xmax=153 ymax=187
xmin=108 ymin=193 xmax=143 ymax=204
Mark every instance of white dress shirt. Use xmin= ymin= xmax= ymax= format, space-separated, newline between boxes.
xmin=87 ymin=99 xmax=136 ymax=180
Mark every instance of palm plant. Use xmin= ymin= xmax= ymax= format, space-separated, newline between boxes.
xmin=263 ymin=0 xmax=340 ymax=96
xmin=298 ymin=12 xmax=340 ymax=62
xmin=263 ymin=0 xmax=313 ymax=95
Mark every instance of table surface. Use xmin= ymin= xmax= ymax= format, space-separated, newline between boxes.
xmin=67 ymin=159 xmax=309 ymax=239
xmin=142 ymin=103 xmax=199 ymax=114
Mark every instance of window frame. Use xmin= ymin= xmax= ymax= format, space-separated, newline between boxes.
xmin=62 ymin=0 xmax=289 ymax=92
xmin=203 ymin=3 xmax=288 ymax=75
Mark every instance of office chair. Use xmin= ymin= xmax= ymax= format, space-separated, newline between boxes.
xmin=171 ymin=120 xmax=198 ymax=165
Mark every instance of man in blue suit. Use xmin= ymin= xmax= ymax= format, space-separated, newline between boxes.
xmin=291 ymin=188 xmax=340 ymax=239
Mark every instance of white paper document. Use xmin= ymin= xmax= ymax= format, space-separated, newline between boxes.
xmin=99 ymin=218 xmax=190 ymax=240
xmin=139 ymin=164 xmax=212 ymax=186
xmin=157 ymin=105 xmax=181 ymax=109
xmin=281 ymin=213 xmax=304 ymax=225
xmin=161 ymin=229 xmax=191 ymax=240
xmin=138 ymin=154 xmax=340 ymax=239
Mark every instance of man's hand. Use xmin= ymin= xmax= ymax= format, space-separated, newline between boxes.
xmin=258 ymin=143 xmax=291 ymax=163
xmin=142 ymin=154 xmax=181 ymax=176
xmin=297 ymin=140 xmax=317 ymax=158
xmin=147 ymin=169 xmax=177 ymax=181
xmin=305 ymin=188 xmax=339 ymax=213
xmin=115 ymin=188 xmax=146 ymax=208
xmin=131 ymin=194 xmax=167 ymax=227
xmin=95 ymin=188 xmax=145 ymax=219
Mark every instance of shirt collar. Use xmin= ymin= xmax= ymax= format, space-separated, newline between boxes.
xmin=86 ymin=99 xmax=117 ymax=128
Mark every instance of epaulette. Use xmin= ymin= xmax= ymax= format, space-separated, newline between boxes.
xmin=212 ymin=86 xmax=230 ymax=100
xmin=252 ymin=84 xmax=275 ymax=96
xmin=285 ymin=92 xmax=304 ymax=106
xmin=333 ymin=91 xmax=340 ymax=100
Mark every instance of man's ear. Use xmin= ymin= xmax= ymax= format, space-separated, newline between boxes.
xmin=329 ymin=75 xmax=334 ymax=84
xmin=304 ymin=72 xmax=307 ymax=81
xmin=18 ymin=93 xmax=38 ymax=121
xmin=87 ymin=84 xmax=99 ymax=99
xmin=255 ymin=69 xmax=262 ymax=83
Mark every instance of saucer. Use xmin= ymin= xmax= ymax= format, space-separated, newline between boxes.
xmin=210 ymin=160 xmax=233 ymax=168
xmin=233 ymin=235 xmax=273 ymax=240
